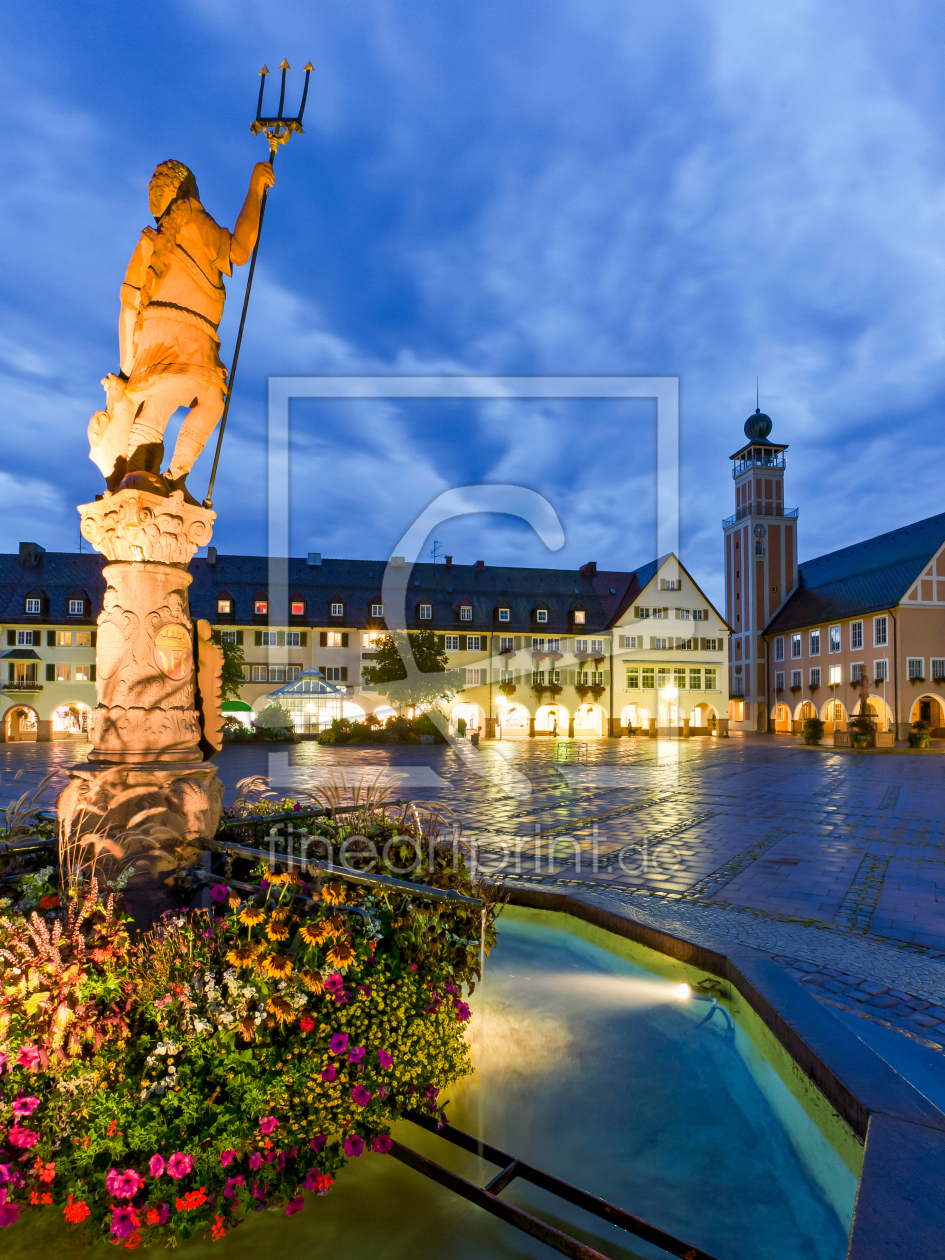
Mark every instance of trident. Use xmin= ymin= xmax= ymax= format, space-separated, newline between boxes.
xmin=203 ymin=59 xmax=312 ymax=508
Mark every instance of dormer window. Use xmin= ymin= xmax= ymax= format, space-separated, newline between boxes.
xmin=459 ymin=601 xmax=473 ymax=622
xmin=498 ymin=607 xmax=510 ymax=622
xmin=371 ymin=603 xmax=384 ymax=617
xmin=218 ymin=598 xmax=232 ymax=615
xmin=573 ymin=610 xmax=585 ymax=625
xmin=536 ymin=609 xmax=548 ymax=623
xmin=419 ymin=603 xmax=432 ymax=620
xmin=25 ymin=598 xmax=40 ymax=615
xmin=69 ymin=599 xmax=84 ymax=616
xmin=291 ymin=600 xmax=305 ymax=616
xmin=331 ymin=602 xmax=344 ymax=617
xmin=254 ymin=600 xmax=268 ymax=616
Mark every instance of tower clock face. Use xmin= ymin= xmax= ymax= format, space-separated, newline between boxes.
xmin=753 ymin=524 xmax=766 ymax=538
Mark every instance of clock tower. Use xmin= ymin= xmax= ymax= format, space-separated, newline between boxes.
xmin=723 ymin=409 xmax=798 ymax=731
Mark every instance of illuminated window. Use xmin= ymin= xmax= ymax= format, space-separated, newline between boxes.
xmin=254 ymin=600 xmax=268 ymax=615
xmin=57 ymin=632 xmax=72 ymax=646
xmin=56 ymin=664 xmax=70 ymax=682
xmin=75 ymin=665 xmax=91 ymax=682
xmin=217 ymin=598 xmax=232 ymax=614
xmin=573 ymin=610 xmax=585 ymax=624
xmin=326 ymin=632 xmax=343 ymax=647
xmin=829 ymin=666 xmax=842 ymax=685
xmin=75 ymin=631 xmax=91 ymax=647
xmin=362 ymin=632 xmax=383 ymax=649
xmin=290 ymin=601 xmax=305 ymax=616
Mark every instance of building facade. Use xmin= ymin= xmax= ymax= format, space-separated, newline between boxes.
xmin=0 ymin=545 xmax=729 ymax=741
xmin=723 ymin=409 xmax=945 ymax=738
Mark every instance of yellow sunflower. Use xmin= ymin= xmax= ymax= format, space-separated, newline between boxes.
xmin=321 ymin=881 xmax=346 ymax=906
xmin=327 ymin=912 xmax=347 ymax=935
xmin=271 ymin=907 xmax=291 ymax=923
xmin=298 ymin=968 xmax=325 ymax=995
xmin=239 ymin=906 xmax=266 ymax=927
xmin=261 ymin=953 xmax=293 ymax=980
xmin=226 ymin=945 xmax=256 ymax=968
xmin=267 ymin=995 xmax=295 ymax=1024
xmin=326 ymin=940 xmax=355 ymax=970
xmin=266 ymin=922 xmax=290 ymax=942
xmin=298 ymin=922 xmax=328 ymax=947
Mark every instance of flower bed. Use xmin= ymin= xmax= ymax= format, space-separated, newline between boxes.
xmin=0 ymin=829 xmax=495 ymax=1247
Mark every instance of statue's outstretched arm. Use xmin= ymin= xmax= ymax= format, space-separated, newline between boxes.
xmin=231 ymin=162 xmax=276 ymax=266
xmin=118 ymin=237 xmax=148 ymax=376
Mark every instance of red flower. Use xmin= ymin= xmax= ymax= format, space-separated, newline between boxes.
xmin=40 ymin=895 xmax=59 ymax=909
xmin=64 ymin=1194 xmax=91 ymax=1224
xmin=211 ymin=1213 xmax=227 ymax=1240
xmin=33 ymin=1158 xmax=55 ymax=1183
xmin=175 ymin=1186 xmax=208 ymax=1212
xmin=300 ymin=1015 xmax=315 ymax=1033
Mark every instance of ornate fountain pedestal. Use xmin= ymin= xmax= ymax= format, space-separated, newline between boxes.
xmin=58 ymin=486 xmax=226 ymax=858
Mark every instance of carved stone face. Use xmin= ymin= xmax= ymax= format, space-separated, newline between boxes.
xmin=148 ymin=178 xmax=176 ymax=221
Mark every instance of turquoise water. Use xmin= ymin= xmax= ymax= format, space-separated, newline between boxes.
xmin=9 ymin=908 xmax=857 ymax=1260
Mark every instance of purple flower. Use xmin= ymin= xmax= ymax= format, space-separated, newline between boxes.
xmin=372 ymin=1135 xmax=393 ymax=1154
xmin=323 ymin=974 xmax=344 ymax=993
xmin=210 ymin=883 xmax=228 ymax=902
xmin=293 ymin=802 xmax=301 ymax=813
xmin=0 ymin=1188 xmax=17 ymax=1228
xmin=310 ymin=1135 xmax=327 ymax=1153
xmin=252 ymin=1178 xmax=268 ymax=1202
xmin=343 ymin=1134 xmax=364 ymax=1158
xmin=148 ymin=1153 xmax=166 ymax=1178
xmin=11 ymin=1095 xmax=39 ymax=1117
xmin=106 ymin=1168 xmax=143 ymax=1199
xmin=220 ymin=1149 xmax=237 ymax=1167
xmin=15 ymin=1046 xmax=40 ymax=1070
xmin=260 ymin=877 xmax=271 ymax=890
xmin=378 ymin=1085 xmax=388 ymax=1099
xmin=423 ymin=1085 xmax=439 ymax=1101
xmin=166 ymin=1152 xmax=194 ymax=1180
xmin=455 ymin=1001 xmax=471 ymax=1023
xmin=0 ymin=1054 xmax=7 ymax=1074
xmin=320 ymin=1064 xmax=337 ymax=1083
xmin=347 ymin=1046 xmax=365 ymax=1065
xmin=110 ymin=1205 xmax=138 ymax=1240
xmin=8 ymin=1125 xmax=38 ymax=1149
xmin=224 ymin=1175 xmax=245 ymax=1200
xmin=0 ymin=1166 xmax=10 ymax=1185
xmin=351 ymin=1084 xmax=372 ymax=1107
xmin=259 ymin=1116 xmax=279 ymax=1136
xmin=149 ymin=1202 xmax=171 ymax=1226
xmin=285 ymin=1196 xmax=305 ymax=1216
xmin=445 ymin=982 xmax=459 ymax=995
xmin=248 ymin=1152 xmax=263 ymax=1171
xmin=328 ymin=1033 xmax=349 ymax=1055
xmin=377 ymin=1048 xmax=393 ymax=1070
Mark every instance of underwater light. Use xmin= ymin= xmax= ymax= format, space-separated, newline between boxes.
xmin=674 ymin=983 xmax=692 ymax=1001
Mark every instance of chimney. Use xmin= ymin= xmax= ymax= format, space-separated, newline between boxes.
xmin=444 ymin=556 xmax=452 ymax=569
xmin=390 ymin=556 xmax=405 ymax=568
xmin=307 ymin=552 xmax=322 ymax=567
xmin=19 ymin=542 xmax=45 ymax=567
xmin=579 ymin=561 xmax=597 ymax=578
xmin=475 ymin=560 xmax=484 ymax=570
xmin=206 ymin=546 xmax=217 ymax=566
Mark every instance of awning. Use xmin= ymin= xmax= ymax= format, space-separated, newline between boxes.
xmin=2 ymin=650 xmax=41 ymax=660
xmin=221 ymin=700 xmax=254 ymax=713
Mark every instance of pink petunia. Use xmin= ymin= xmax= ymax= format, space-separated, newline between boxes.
xmin=259 ymin=1116 xmax=279 ymax=1136
xmin=110 ymin=1205 xmax=138 ymax=1240
xmin=210 ymin=883 xmax=228 ymax=902
xmin=106 ymin=1168 xmax=143 ymax=1199
xmin=328 ymin=1033 xmax=349 ymax=1055
xmin=310 ymin=1135 xmax=327 ymax=1154
xmin=371 ymin=1135 xmax=393 ymax=1154
xmin=0 ymin=1053 xmax=8 ymax=1075
xmin=347 ymin=1046 xmax=365 ymax=1065
xmin=343 ymin=1134 xmax=364 ymax=1158
xmin=455 ymin=1001 xmax=471 ymax=1023
xmin=166 ymin=1152 xmax=194 ymax=1180
xmin=8 ymin=1125 xmax=38 ymax=1149
xmin=148 ymin=1154 xmax=166 ymax=1178
xmin=320 ymin=1064 xmax=337 ymax=1083
xmin=0 ymin=1166 xmax=10 ymax=1185
xmin=147 ymin=1202 xmax=170 ymax=1226
xmin=11 ymin=1095 xmax=39 ymax=1117
xmin=378 ymin=1085 xmax=388 ymax=1099
xmin=15 ymin=1046 xmax=40 ymax=1071
xmin=248 ymin=1152 xmax=263 ymax=1171
xmin=220 ymin=1149 xmax=237 ymax=1167
xmin=377 ymin=1048 xmax=393 ymax=1070
xmin=323 ymin=974 xmax=344 ymax=993
xmin=285 ymin=1196 xmax=305 ymax=1216
xmin=223 ymin=1175 xmax=245 ymax=1200
xmin=351 ymin=1084 xmax=372 ymax=1107
xmin=0 ymin=1188 xmax=19 ymax=1228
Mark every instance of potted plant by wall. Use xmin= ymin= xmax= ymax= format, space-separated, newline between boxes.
xmin=808 ymin=684 xmax=820 ymax=694
xmin=802 ymin=716 xmax=824 ymax=745
xmin=546 ymin=682 xmax=563 ymax=698
xmin=909 ymin=720 xmax=931 ymax=749
xmin=589 ymin=684 xmax=606 ymax=701
xmin=848 ymin=712 xmax=874 ymax=750
xmin=531 ymin=684 xmax=548 ymax=702
xmin=498 ymin=682 xmax=517 ymax=698
xmin=575 ymin=684 xmax=590 ymax=701
xmin=789 ymin=685 xmax=801 ymax=694
xmin=908 ymin=674 xmax=925 ymax=686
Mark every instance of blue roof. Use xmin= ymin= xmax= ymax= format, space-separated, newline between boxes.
xmin=766 ymin=512 xmax=945 ymax=634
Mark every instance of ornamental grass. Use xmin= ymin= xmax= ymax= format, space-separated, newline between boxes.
xmin=0 ymin=832 xmax=500 ymax=1249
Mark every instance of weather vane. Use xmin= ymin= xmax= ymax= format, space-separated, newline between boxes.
xmin=203 ymin=59 xmax=313 ymax=508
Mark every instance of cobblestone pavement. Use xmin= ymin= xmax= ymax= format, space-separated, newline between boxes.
xmin=6 ymin=731 xmax=945 ymax=1052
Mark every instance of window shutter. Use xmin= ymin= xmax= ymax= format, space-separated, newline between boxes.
xmin=437 ymin=635 xmax=444 ymax=648
xmin=634 ymin=607 xmax=640 ymax=618
xmin=320 ymin=632 xmax=327 ymax=647
xmin=6 ymin=631 xmax=13 ymax=646
xmin=341 ymin=667 xmax=348 ymax=682
xmin=663 ymin=607 xmax=669 ymax=618
xmin=604 ymin=671 xmax=610 ymax=685
xmin=91 ymin=630 xmax=97 ymax=647
xmin=524 ymin=636 xmax=532 ymax=648
xmin=276 ymin=630 xmax=285 ymax=647
xmin=459 ymin=635 xmax=467 ymax=651
xmin=703 ymin=608 xmax=709 ymax=620
xmin=342 ymin=633 xmax=349 ymax=648
xmin=45 ymin=664 xmax=54 ymax=681
xmin=236 ymin=631 xmax=244 ymax=645
xmin=299 ymin=632 xmax=307 ymax=647
xmin=90 ymin=665 xmax=96 ymax=683
xmin=255 ymin=631 xmax=263 ymax=646
xmin=514 ymin=636 xmax=521 ymax=650
xmin=46 ymin=631 xmax=55 ymax=646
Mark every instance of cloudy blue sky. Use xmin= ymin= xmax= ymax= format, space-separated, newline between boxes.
xmin=3 ymin=1 xmax=945 ymax=607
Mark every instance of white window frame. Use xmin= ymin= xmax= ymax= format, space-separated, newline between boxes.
xmin=874 ymin=659 xmax=888 ymax=682
xmin=287 ymin=666 xmax=302 ymax=682
xmin=625 ymin=667 xmax=639 ymax=689
xmin=828 ymin=666 xmax=842 ymax=685
xmin=74 ymin=665 xmax=91 ymax=682
xmin=574 ymin=639 xmax=588 ymax=653
xmin=290 ymin=600 xmax=305 ymax=616
xmin=68 ymin=599 xmax=85 ymax=616
xmin=460 ymin=605 xmax=473 ymax=621
xmin=217 ymin=598 xmax=232 ymax=615
xmin=221 ymin=631 xmax=237 ymax=644
xmin=419 ymin=604 xmax=432 ymax=620
xmin=828 ymin=625 xmax=841 ymax=654
xmin=498 ymin=608 xmax=510 ymax=622
xmin=590 ymin=639 xmax=604 ymax=653
xmin=467 ymin=635 xmax=482 ymax=651
xmin=286 ymin=632 xmax=301 ymax=647
xmin=573 ymin=610 xmax=585 ymax=624
xmin=850 ymin=663 xmax=864 ymax=683
xmin=874 ymin=616 xmax=887 ymax=647
xmin=262 ymin=631 xmax=278 ymax=647
xmin=323 ymin=666 xmax=342 ymax=682
xmin=269 ymin=666 xmax=285 ymax=683
xmin=704 ymin=668 xmax=718 ymax=690
xmin=326 ymin=631 xmax=343 ymax=647
xmin=810 ymin=667 xmax=821 ymax=687
xmin=254 ymin=600 xmax=268 ymax=615
xmin=775 ymin=670 xmax=784 ymax=690
xmin=809 ymin=630 xmax=821 ymax=657
xmin=907 ymin=657 xmax=924 ymax=681
xmin=371 ymin=603 xmax=384 ymax=617
xmin=791 ymin=633 xmax=802 ymax=659
xmin=56 ymin=664 xmax=70 ymax=682
xmin=535 ymin=608 xmax=548 ymax=623
xmin=466 ymin=668 xmax=484 ymax=685
xmin=791 ymin=669 xmax=802 ymax=688
xmin=499 ymin=636 xmax=514 ymax=651
xmin=16 ymin=631 xmax=34 ymax=646
xmin=445 ymin=634 xmax=460 ymax=651
xmin=850 ymin=620 xmax=863 ymax=650
xmin=25 ymin=599 xmax=40 ymax=615
xmin=330 ymin=602 xmax=344 ymax=618
xmin=251 ymin=665 xmax=267 ymax=682
xmin=932 ymin=658 xmax=945 ymax=682
xmin=774 ymin=636 xmax=784 ymax=661
xmin=689 ymin=668 xmax=702 ymax=690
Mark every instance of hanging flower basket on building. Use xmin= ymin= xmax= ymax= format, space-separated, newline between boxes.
xmin=588 ymin=684 xmax=606 ymax=701
xmin=545 ymin=683 xmax=563 ymax=698
xmin=498 ymin=683 xmax=517 ymax=698
xmin=575 ymin=685 xmax=590 ymax=700
xmin=908 ymin=675 xmax=925 ymax=685
xmin=592 ymin=657 xmax=606 ymax=670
